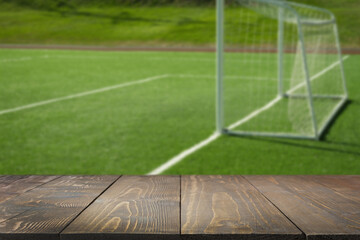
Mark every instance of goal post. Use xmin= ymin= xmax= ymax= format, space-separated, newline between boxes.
xmin=216 ymin=0 xmax=348 ymax=140
xmin=216 ymin=0 xmax=225 ymax=134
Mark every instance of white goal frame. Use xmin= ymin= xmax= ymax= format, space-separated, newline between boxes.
xmin=216 ymin=0 xmax=348 ymax=140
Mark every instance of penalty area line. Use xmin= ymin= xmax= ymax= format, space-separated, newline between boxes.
xmin=147 ymin=96 xmax=281 ymax=175
xmin=0 ymin=74 xmax=169 ymax=116
xmin=287 ymin=55 xmax=349 ymax=94
xmin=147 ymin=55 xmax=351 ymax=175
xmin=172 ymin=74 xmax=277 ymax=81
xmin=0 ymin=57 xmax=34 ymax=63
xmin=147 ymin=132 xmax=221 ymax=175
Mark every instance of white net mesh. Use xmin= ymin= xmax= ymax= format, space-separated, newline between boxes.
xmin=222 ymin=0 xmax=347 ymax=138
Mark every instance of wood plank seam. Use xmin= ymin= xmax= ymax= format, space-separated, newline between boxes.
xmin=1 ymin=175 xmax=358 ymax=239
xmin=0 ymin=175 xmax=62 ymax=224
xmin=180 ymin=175 xmax=303 ymax=239
xmin=0 ymin=175 xmax=61 ymax=205
xmin=245 ymin=175 xmax=360 ymax=239
xmin=0 ymin=175 xmax=120 ymax=240
xmin=59 ymin=175 xmax=122 ymax=238
xmin=19 ymin=175 xmax=62 ymax=194
xmin=61 ymin=175 xmax=181 ymax=238
xmin=243 ymin=176 xmax=307 ymax=239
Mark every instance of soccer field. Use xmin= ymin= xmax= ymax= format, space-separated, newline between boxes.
xmin=0 ymin=48 xmax=359 ymax=175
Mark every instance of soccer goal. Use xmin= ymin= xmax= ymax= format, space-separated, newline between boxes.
xmin=216 ymin=0 xmax=348 ymax=140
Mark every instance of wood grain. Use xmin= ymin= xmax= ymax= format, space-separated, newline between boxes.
xmin=181 ymin=175 xmax=303 ymax=240
xmin=0 ymin=175 xmax=359 ymax=240
xmin=245 ymin=175 xmax=360 ymax=240
xmin=310 ymin=175 xmax=360 ymax=202
xmin=0 ymin=175 xmax=59 ymax=204
xmin=61 ymin=175 xmax=180 ymax=240
xmin=0 ymin=175 xmax=118 ymax=240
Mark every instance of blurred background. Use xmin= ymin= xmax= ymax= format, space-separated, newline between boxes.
xmin=0 ymin=0 xmax=359 ymax=175
xmin=0 ymin=0 xmax=359 ymax=49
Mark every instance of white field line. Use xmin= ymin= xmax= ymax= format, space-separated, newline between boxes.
xmin=0 ymin=55 xmax=57 ymax=63
xmin=44 ymin=55 xmax=118 ymax=60
xmin=0 ymin=55 xmax=208 ymax=63
xmin=148 ymin=98 xmax=282 ymax=176
xmin=0 ymin=55 xmax=107 ymax=63
xmin=0 ymin=57 xmax=34 ymax=63
xmin=47 ymin=56 xmax=214 ymax=62
xmin=1 ymin=55 xmax=214 ymax=62
xmin=0 ymin=75 xmax=168 ymax=116
xmin=147 ymin=98 xmax=281 ymax=175
xmin=149 ymin=57 xmax=215 ymax=62
xmin=149 ymin=57 xmax=265 ymax=64
xmin=1 ymin=54 xmax=265 ymax=64
xmin=147 ymin=55 xmax=350 ymax=175
xmin=148 ymin=132 xmax=221 ymax=175
xmin=172 ymin=74 xmax=277 ymax=81
xmin=227 ymin=96 xmax=282 ymax=130
xmin=287 ymin=55 xmax=349 ymax=94
xmin=0 ymin=54 xmax=124 ymax=63
xmin=51 ymin=55 xmax=265 ymax=64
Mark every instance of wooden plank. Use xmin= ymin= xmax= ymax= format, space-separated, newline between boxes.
xmin=0 ymin=176 xmax=27 ymax=188
xmin=181 ymin=175 xmax=303 ymax=240
xmin=61 ymin=175 xmax=180 ymax=240
xmin=245 ymin=175 xmax=360 ymax=240
xmin=0 ymin=175 xmax=118 ymax=240
xmin=310 ymin=175 xmax=360 ymax=201
xmin=0 ymin=175 xmax=59 ymax=204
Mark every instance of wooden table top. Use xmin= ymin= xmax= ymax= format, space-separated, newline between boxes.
xmin=0 ymin=175 xmax=359 ymax=240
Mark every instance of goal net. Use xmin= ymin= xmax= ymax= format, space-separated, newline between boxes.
xmin=217 ymin=0 xmax=348 ymax=139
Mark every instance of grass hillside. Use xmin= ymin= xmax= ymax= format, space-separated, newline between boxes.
xmin=0 ymin=0 xmax=359 ymax=48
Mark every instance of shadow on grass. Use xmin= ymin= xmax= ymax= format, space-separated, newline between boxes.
xmin=319 ymin=99 xmax=352 ymax=140
xmin=233 ymin=135 xmax=360 ymax=157
xmin=326 ymin=140 xmax=360 ymax=148
xmin=228 ymin=100 xmax=360 ymax=156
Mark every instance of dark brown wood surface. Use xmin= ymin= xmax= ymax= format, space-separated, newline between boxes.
xmin=310 ymin=175 xmax=360 ymax=201
xmin=245 ymin=175 xmax=360 ymax=240
xmin=0 ymin=175 xmax=359 ymax=240
xmin=181 ymin=175 xmax=303 ymax=239
xmin=0 ymin=175 xmax=118 ymax=240
xmin=61 ymin=175 xmax=180 ymax=240
xmin=0 ymin=175 xmax=59 ymax=204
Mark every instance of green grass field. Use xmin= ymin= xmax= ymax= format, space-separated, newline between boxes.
xmin=0 ymin=48 xmax=359 ymax=175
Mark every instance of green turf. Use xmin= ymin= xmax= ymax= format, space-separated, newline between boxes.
xmin=165 ymin=53 xmax=360 ymax=175
xmin=0 ymin=49 xmax=217 ymax=174
xmin=0 ymin=49 xmax=359 ymax=175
